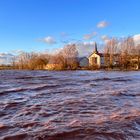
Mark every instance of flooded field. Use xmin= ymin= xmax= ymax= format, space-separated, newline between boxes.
xmin=0 ymin=70 xmax=140 ymax=140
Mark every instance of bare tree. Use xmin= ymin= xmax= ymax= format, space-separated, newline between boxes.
xmin=58 ymin=44 xmax=79 ymax=70
xmin=103 ymin=36 xmax=138 ymax=70
xmin=120 ymin=37 xmax=135 ymax=69
xmin=13 ymin=52 xmax=49 ymax=70
xmin=104 ymin=38 xmax=118 ymax=69
xmin=135 ymin=44 xmax=140 ymax=69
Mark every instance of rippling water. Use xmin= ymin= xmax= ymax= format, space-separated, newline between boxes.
xmin=0 ymin=70 xmax=140 ymax=140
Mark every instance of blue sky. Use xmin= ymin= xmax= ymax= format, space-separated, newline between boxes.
xmin=0 ymin=0 xmax=140 ymax=54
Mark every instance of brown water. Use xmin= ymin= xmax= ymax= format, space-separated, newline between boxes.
xmin=0 ymin=70 xmax=140 ymax=140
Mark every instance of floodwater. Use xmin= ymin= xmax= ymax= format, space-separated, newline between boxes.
xmin=0 ymin=70 xmax=140 ymax=140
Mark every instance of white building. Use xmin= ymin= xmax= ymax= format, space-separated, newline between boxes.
xmin=88 ymin=42 xmax=105 ymax=68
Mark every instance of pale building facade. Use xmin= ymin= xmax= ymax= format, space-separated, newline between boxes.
xmin=88 ymin=42 xmax=105 ymax=67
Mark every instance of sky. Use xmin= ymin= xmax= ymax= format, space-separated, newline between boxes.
xmin=0 ymin=0 xmax=140 ymax=61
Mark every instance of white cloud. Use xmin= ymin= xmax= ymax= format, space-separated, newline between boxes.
xmin=63 ymin=41 xmax=96 ymax=56
xmin=40 ymin=36 xmax=56 ymax=44
xmin=0 ymin=53 xmax=14 ymax=57
xmin=76 ymin=41 xmax=97 ymax=56
xmin=11 ymin=50 xmax=24 ymax=55
xmin=133 ymin=34 xmax=140 ymax=45
xmin=101 ymin=35 xmax=110 ymax=43
xmin=97 ymin=21 xmax=108 ymax=28
xmin=60 ymin=40 xmax=101 ymax=57
xmin=83 ymin=32 xmax=97 ymax=40
xmin=0 ymin=53 xmax=14 ymax=65
xmin=101 ymin=35 xmax=109 ymax=40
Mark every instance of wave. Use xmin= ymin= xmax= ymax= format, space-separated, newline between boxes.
xmin=0 ymin=70 xmax=140 ymax=139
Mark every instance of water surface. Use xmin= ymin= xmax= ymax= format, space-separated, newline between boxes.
xmin=0 ymin=70 xmax=140 ymax=140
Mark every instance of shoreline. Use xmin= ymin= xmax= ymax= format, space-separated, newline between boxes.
xmin=0 ymin=68 xmax=139 ymax=72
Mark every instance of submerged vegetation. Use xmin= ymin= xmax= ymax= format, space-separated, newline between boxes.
xmin=104 ymin=37 xmax=140 ymax=70
xmin=11 ymin=44 xmax=79 ymax=70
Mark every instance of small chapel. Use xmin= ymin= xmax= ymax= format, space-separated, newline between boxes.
xmin=88 ymin=42 xmax=105 ymax=68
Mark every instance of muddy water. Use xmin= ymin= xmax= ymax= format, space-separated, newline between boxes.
xmin=0 ymin=70 xmax=140 ymax=140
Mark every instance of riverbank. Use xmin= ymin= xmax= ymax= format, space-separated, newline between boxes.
xmin=0 ymin=65 xmax=14 ymax=70
xmin=0 ymin=65 xmax=139 ymax=71
xmin=0 ymin=67 xmax=139 ymax=72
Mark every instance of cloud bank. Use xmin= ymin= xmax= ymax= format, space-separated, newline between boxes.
xmin=0 ymin=53 xmax=14 ymax=65
xmin=76 ymin=41 xmax=98 ymax=57
xmin=101 ymin=35 xmax=110 ymax=43
xmin=133 ymin=34 xmax=140 ymax=45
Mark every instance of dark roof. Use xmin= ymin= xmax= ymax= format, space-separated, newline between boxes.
xmin=97 ymin=53 xmax=104 ymax=57
xmin=88 ymin=52 xmax=104 ymax=58
xmin=88 ymin=52 xmax=122 ymax=58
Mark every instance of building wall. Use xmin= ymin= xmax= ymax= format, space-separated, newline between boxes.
xmin=89 ymin=53 xmax=101 ymax=67
xmin=89 ymin=53 xmax=105 ymax=67
xmin=79 ymin=58 xmax=89 ymax=67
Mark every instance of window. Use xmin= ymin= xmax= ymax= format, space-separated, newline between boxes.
xmin=92 ymin=57 xmax=97 ymax=64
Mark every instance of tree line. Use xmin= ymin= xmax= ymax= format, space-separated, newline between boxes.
xmin=11 ymin=37 xmax=140 ymax=70
xmin=104 ymin=37 xmax=140 ymax=70
xmin=12 ymin=44 xmax=79 ymax=70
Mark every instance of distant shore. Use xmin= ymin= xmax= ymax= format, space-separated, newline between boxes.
xmin=0 ymin=66 xmax=139 ymax=71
